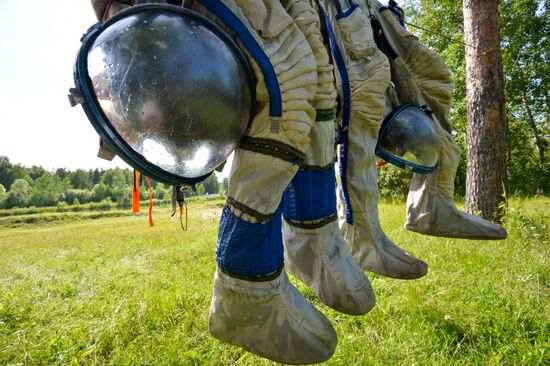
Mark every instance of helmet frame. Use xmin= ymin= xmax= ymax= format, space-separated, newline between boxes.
xmin=375 ymin=103 xmax=439 ymax=175
xmin=73 ymin=4 xmax=255 ymax=185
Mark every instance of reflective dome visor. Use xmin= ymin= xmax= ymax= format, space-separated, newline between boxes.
xmin=72 ymin=4 xmax=254 ymax=185
xmin=375 ymin=104 xmax=440 ymax=174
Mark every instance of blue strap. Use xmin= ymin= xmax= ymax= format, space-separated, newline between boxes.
xmin=319 ymin=5 xmax=354 ymax=225
xmin=282 ymin=167 xmax=337 ymax=222
xmin=216 ymin=205 xmax=283 ymax=277
xmin=194 ymin=0 xmax=282 ymax=117
xmin=335 ymin=3 xmax=359 ymax=20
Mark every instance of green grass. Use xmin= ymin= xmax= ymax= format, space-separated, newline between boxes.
xmin=0 ymin=196 xmax=221 ymax=227
xmin=0 ymin=198 xmax=548 ymax=365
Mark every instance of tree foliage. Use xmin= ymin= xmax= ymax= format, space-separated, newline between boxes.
xmin=0 ymin=184 xmax=6 ymax=206
xmin=0 ymin=157 xmax=31 ymax=191
xmin=30 ymin=174 xmax=67 ymax=207
xmin=4 ymin=179 xmax=31 ymax=209
xmin=401 ymin=0 xmax=549 ymax=196
xmin=0 ymin=156 xmax=226 ymax=209
xmin=500 ymin=0 xmax=549 ymax=193
xmin=201 ymin=174 xmax=220 ymax=195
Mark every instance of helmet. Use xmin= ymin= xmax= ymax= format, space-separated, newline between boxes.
xmin=376 ymin=104 xmax=440 ymax=174
xmin=70 ymin=4 xmax=254 ymax=185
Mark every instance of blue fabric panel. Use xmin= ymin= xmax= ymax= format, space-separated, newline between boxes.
xmin=282 ymin=167 xmax=337 ymax=222
xmin=319 ymin=5 xmax=354 ymax=225
xmin=335 ymin=3 xmax=359 ymax=20
xmin=194 ymin=0 xmax=282 ymax=118
xmin=216 ymin=205 xmax=283 ymax=277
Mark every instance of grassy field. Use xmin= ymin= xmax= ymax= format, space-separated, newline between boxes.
xmin=0 ymin=197 xmax=548 ymax=365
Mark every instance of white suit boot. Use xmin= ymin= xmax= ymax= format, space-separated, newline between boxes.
xmin=367 ymin=0 xmax=507 ymax=240
xmin=281 ymin=0 xmax=375 ymax=314
xmin=320 ymin=1 xmax=428 ymax=279
xmin=198 ymin=1 xmax=338 ymax=363
xmin=209 ymin=267 xmax=337 ymax=365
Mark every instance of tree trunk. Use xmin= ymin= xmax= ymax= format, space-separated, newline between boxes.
xmin=463 ymin=0 xmax=508 ymax=221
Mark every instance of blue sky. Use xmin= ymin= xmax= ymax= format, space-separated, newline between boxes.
xmin=0 ymin=1 xmax=128 ymax=170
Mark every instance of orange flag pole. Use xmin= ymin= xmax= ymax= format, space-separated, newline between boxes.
xmin=132 ymin=170 xmax=141 ymax=214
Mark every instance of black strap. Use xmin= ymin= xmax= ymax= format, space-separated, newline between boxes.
xmin=220 ymin=263 xmax=284 ymax=282
xmin=226 ymin=197 xmax=274 ymax=223
xmin=316 ymin=108 xmax=336 ymax=122
xmin=284 ymin=213 xmax=338 ymax=230
xmin=371 ymin=17 xmax=399 ymax=60
xmin=239 ymin=137 xmax=305 ymax=165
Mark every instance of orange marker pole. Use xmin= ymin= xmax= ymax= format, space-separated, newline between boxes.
xmin=132 ymin=170 xmax=141 ymax=214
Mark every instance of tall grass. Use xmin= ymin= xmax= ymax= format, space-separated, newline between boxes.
xmin=0 ymin=198 xmax=547 ymax=365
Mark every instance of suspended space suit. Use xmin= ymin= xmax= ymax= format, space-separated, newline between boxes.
xmin=88 ymin=1 xmax=507 ymax=364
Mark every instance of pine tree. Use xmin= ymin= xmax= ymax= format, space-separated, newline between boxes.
xmin=463 ymin=0 xmax=508 ymax=220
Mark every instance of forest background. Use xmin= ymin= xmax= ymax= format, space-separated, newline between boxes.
xmin=0 ymin=0 xmax=547 ymax=211
xmin=0 ymin=1 xmax=548 ymax=365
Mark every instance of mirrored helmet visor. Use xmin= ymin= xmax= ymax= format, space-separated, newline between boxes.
xmin=76 ymin=5 xmax=254 ymax=184
xmin=376 ymin=104 xmax=440 ymax=174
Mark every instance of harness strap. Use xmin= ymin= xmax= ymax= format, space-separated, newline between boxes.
xmin=171 ymin=186 xmax=188 ymax=231
xmin=226 ymin=196 xmax=275 ymax=224
xmin=315 ymin=108 xmax=337 ymax=122
xmin=239 ymin=137 xmax=305 ymax=165
xmin=284 ymin=213 xmax=338 ymax=230
xmin=319 ymin=3 xmax=354 ymax=225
